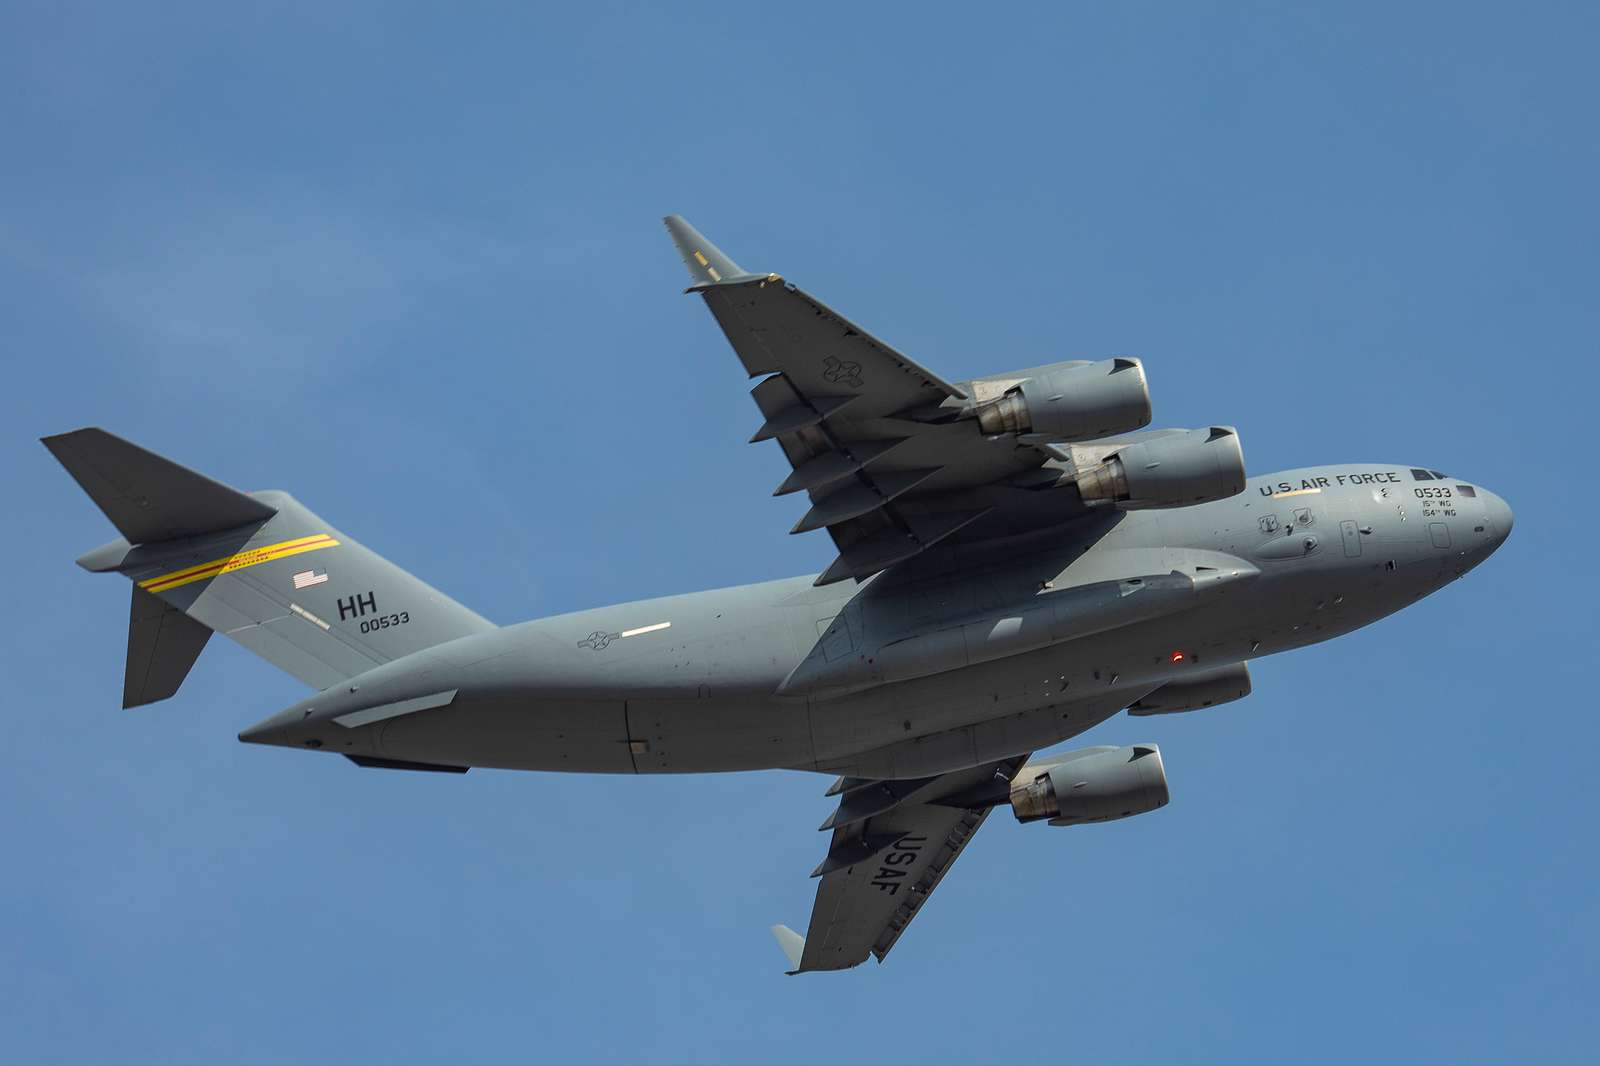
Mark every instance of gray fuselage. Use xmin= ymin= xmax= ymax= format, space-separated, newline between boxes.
xmin=244 ymin=464 xmax=1512 ymax=780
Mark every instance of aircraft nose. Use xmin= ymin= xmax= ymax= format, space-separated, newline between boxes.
xmin=1481 ymin=488 xmax=1514 ymax=548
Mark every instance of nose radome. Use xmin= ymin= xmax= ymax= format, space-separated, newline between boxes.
xmin=1482 ymin=488 xmax=1514 ymax=546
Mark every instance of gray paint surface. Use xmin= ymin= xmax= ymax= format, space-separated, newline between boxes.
xmin=44 ymin=220 xmax=1513 ymax=973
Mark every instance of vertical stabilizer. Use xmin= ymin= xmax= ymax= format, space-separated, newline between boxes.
xmin=125 ymin=587 xmax=212 ymax=708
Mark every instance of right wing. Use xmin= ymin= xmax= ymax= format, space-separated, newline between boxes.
xmin=664 ymin=216 xmax=1090 ymax=585
xmin=773 ymin=755 xmax=1029 ymax=973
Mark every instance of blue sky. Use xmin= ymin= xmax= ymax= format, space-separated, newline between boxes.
xmin=2 ymin=2 xmax=1595 ymax=1061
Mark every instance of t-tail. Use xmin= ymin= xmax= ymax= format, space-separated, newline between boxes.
xmin=43 ymin=428 xmax=495 ymax=708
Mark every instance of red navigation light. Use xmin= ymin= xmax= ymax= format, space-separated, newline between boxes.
xmin=1169 ymin=651 xmax=1186 ymax=663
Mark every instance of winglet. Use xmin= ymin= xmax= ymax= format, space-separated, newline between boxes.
xmin=662 ymin=214 xmax=758 ymax=287
xmin=770 ymin=924 xmax=805 ymax=974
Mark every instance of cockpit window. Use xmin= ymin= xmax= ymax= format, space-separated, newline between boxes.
xmin=1429 ymin=470 xmax=1449 ymax=479
xmin=1456 ymin=484 xmax=1477 ymax=498
xmin=1410 ymin=468 xmax=1434 ymax=480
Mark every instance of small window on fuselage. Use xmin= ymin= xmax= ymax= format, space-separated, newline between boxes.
xmin=1456 ymin=484 xmax=1477 ymax=498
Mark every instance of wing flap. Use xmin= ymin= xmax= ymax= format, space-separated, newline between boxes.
xmin=749 ymin=377 xmax=859 ymax=441
xmin=774 ymin=440 xmax=907 ymax=496
xmin=791 ymin=469 xmax=940 ymax=533
xmin=815 ymin=507 xmax=993 ymax=586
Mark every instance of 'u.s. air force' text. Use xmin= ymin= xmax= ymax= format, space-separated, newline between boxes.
xmin=1259 ymin=471 xmax=1402 ymax=496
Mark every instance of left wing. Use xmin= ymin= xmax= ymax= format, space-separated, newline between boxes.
xmin=772 ymin=755 xmax=1028 ymax=973
xmin=664 ymin=216 xmax=1084 ymax=585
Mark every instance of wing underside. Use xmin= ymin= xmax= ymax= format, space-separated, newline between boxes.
xmin=664 ymin=215 xmax=1082 ymax=585
xmin=778 ymin=755 xmax=1029 ymax=973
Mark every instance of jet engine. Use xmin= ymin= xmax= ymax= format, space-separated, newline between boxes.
xmin=973 ymin=358 xmax=1151 ymax=442
xmin=1074 ymin=426 xmax=1246 ymax=509
xmin=1007 ymin=744 xmax=1169 ymax=826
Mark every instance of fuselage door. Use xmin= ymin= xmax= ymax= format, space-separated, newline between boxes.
xmin=1340 ymin=520 xmax=1362 ymax=558
xmin=816 ymin=614 xmax=856 ymax=662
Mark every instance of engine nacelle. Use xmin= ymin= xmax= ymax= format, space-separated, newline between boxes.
xmin=1008 ymin=744 xmax=1169 ymax=826
xmin=974 ymin=358 xmax=1151 ymax=442
xmin=1128 ymin=662 xmax=1252 ymax=716
xmin=1075 ymin=426 xmax=1246 ymax=509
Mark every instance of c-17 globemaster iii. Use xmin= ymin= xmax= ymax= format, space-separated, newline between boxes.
xmin=45 ymin=216 xmax=1511 ymax=973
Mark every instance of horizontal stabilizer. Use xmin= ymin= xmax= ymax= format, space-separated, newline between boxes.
xmin=42 ymin=428 xmax=276 ymax=544
xmin=124 ymin=586 xmax=211 ymax=708
xmin=770 ymin=924 xmax=805 ymax=974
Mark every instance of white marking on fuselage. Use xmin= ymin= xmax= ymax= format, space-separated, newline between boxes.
xmin=289 ymin=603 xmax=331 ymax=630
xmin=1271 ymin=487 xmax=1323 ymax=499
xmin=621 ymin=621 xmax=672 ymax=638
xmin=334 ymin=689 xmax=458 ymax=729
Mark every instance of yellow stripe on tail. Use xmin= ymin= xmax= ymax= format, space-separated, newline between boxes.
xmin=138 ymin=534 xmax=340 ymax=594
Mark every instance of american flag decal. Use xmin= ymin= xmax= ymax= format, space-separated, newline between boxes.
xmin=293 ymin=569 xmax=329 ymax=590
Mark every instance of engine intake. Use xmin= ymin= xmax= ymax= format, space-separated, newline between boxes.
xmin=974 ymin=358 xmax=1151 ymax=442
xmin=1008 ymin=744 xmax=1169 ymax=826
xmin=1076 ymin=426 xmax=1246 ymax=509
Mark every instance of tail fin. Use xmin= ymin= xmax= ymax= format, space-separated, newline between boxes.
xmin=46 ymin=428 xmax=495 ymax=705
xmin=125 ymin=586 xmax=213 ymax=708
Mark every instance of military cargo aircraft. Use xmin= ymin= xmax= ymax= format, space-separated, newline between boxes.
xmin=45 ymin=216 xmax=1511 ymax=973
